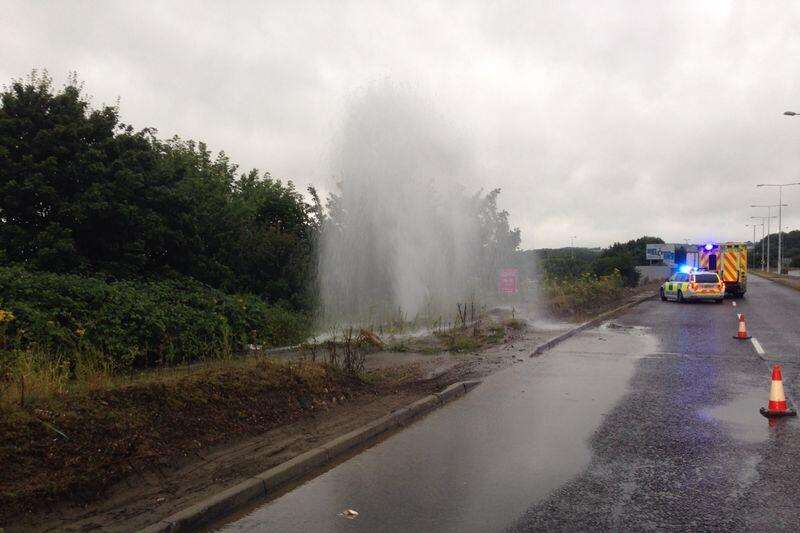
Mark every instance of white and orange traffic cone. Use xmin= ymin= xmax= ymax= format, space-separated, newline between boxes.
xmin=733 ymin=314 xmax=751 ymax=340
xmin=760 ymin=364 xmax=797 ymax=418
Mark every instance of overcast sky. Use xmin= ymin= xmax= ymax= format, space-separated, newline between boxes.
xmin=3 ymin=1 xmax=800 ymax=249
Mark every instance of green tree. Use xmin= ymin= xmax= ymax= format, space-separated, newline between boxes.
xmin=0 ymin=72 xmax=318 ymax=308
xmin=0 ymin=71 xmax=123 ymax=272
xmin=602 ymin=236 xmax=665 ymax=265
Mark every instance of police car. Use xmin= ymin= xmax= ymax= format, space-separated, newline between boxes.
xmin=660 ymin=268 xmax=725 ymax=303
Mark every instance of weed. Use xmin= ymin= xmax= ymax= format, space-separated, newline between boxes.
xmin=445 ymin=335 xmax=482 ymax=353
xmin=388 ymin=342 xmax=410 ymax=353
xmin=1 ymin=350 xmax=69 ymax=408
xmin=503 ymin=318 xmax=526 ymax=331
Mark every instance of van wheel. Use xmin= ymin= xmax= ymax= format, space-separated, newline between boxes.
xmin=677 ymin=290 xmax=685 ymax=303
xmin=660 ymin=288 xmax=667 ymax=301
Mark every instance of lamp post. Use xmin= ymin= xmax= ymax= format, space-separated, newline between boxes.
xmin=746 ymin=224 xmax=758 ymax=269
xmin=750 ymin=215 xmax=773 ymax=270
xmin=750 ymin=205 xmax=786 ymax=272
xmin=757 ymin=184 xmax=799 ymax=274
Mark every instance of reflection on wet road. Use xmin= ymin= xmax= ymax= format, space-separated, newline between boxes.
xmin=219 ymin=275 xmax=800 ymax=531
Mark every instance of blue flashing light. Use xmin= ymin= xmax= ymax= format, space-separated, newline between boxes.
xmin=704 ymin=243 xmax=714 ymax=251
xmin=678 ymin=264 xmax=693 ymax=274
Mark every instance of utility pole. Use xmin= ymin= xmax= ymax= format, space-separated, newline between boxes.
xmin=757 ymin=183 xmax=800 ymax=274
xmin=570 ymin=235 xmax=576 ymax=260
xmin=751 ymin=205 xmax=785 ymax=272
xmin=750 ymin=216 xmax=773 ymax=270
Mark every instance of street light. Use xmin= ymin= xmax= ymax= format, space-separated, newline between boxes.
xmin=785 ymin=111 xmax=798 ymax=116
xmin=756 ymin=183 xmax=800 ymax=273
xmin=745 ymin=224 xmax=759 ymax=269
xmin=749 ymin=216 xmax=771 ymax=270
xmin=750 ymin=205 xmax=785 ymax=271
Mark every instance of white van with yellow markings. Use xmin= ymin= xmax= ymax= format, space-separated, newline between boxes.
xmin=660 ymin=270 xmax=725 ymax=303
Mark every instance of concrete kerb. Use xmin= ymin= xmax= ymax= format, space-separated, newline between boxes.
xmin=531 ymin=292 xmax=656 ymax=357
xmin=137 ymin=379 xmax=481 ymax=533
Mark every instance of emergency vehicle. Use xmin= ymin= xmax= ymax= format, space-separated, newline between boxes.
xmin=660 ymin=269 xmax=725 ymax=303
xmin=696 ymin=242 xmax=748 ymax=297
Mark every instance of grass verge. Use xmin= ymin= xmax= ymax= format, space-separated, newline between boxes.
xmin=0 ymin=357 xmax=370 ymax=523
xmin=751 ymin=270 xmax=800 ymax=291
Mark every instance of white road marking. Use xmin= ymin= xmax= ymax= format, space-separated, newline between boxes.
xmin=751 ymin=337 xmax=765 ymax=356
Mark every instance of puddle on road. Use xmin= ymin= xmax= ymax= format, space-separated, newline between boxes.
xmin=599 ymin=321 xmax=651 ymax=334
xmin=698 ymin=388 xmax=769 ymax=444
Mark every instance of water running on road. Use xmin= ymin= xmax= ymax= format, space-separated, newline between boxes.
xmin=217 ymin=327 xmax=655 ymax=532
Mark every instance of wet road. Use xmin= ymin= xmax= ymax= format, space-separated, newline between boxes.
xmin=218 ymin=275 xmax=800 ymax=532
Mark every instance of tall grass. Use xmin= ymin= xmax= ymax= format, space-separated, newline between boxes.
xmin=542 ymin=270 xmax=625 ymax=318
xmin=0 ymin=348 xmax=115 ymax=409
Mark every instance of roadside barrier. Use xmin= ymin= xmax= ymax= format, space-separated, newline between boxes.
xmin=760 ymin=364 xmax=797 ymax=418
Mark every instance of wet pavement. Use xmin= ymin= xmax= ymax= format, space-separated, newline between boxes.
xmin=218 ymin=275 xmax=800 ymax=532
xmin=512 ymin=275 xmax=800 ymax=531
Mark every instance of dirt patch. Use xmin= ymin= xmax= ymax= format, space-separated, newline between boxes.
xmin=0 ymin=359 xmax=437 ymax=531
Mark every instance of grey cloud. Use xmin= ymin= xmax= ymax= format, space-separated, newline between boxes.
xmin=3 ymin=0 xmax=800 ymax=248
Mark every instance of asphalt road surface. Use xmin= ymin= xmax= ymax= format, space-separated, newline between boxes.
xmin=217 ymin=274 xmax=800 ymax=532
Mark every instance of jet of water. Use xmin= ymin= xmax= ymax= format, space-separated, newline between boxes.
xmin=318 ymin=83 xmax=483 ymax=326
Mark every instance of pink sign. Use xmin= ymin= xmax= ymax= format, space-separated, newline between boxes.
xmin=498 ymin=268 xmax=519 ymax=295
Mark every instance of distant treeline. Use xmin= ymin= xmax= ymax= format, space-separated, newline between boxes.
xmin=750 ymin=230 xmax=800 ymax=269
xmin=533 ymin=236 xmax=665 ymax=287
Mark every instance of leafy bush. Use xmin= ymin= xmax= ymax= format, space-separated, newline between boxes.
xmin=0 ymin=267 xmax=309 ymax=373
xmin=593 ymin=252 xmax=640 ymax=287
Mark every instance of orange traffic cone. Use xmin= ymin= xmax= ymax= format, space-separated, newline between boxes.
xmin=733 ymin=314 xmax=751 ymax=340
xmin=760 ymin=364 xmax=797 ymax=418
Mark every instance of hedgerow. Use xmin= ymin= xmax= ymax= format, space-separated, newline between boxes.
xmin=0 ymin=267 xmax=308 ymax=372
